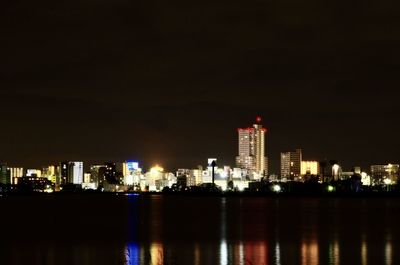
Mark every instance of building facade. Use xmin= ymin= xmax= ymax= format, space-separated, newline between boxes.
xmin=90 ymin=165 xmax=107 ymax=188
xmin=60 ymin=162 xmax=83 ymax=185
xmin=236 ymin=118 xmax=268 ymax=176
xmin=8 ymin=167 xmax=24 ymax=184
xmin=371 ymin=164 xmax=399 ymax=184
xmin=301 ymin=161 xmax=320 ymax=175
xmin=69 ymin=162 xmax=83 ymax=184
xmin=0 ymin=163 xmax=9 ymax=184
xmin=281 ymin=149 xmax=302 ymax=179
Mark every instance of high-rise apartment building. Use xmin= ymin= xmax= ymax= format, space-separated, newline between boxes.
xmin=8 ymin=167 xmax=24 ymax=184
xmin=60 ymin=162 xmax=83 ymax=185
xmin=71 ymin=162 xmax=83 ymax=184
xmin=281 ymin=149 xmax=302 ymax=179
xmin=90 ymin=165 xmax=107 ymax=188
xmin=236 ymin=117 xmax=268 ymax=175
xmin=60 ymin=162 xmax=69 ymax=185
xmin=104 ymin=162 xmax=123 ymax=184
xmin=371 ymin=164 xmax=399 ymax=184
xmin=0 ymin=163 xmax=9 ymax=184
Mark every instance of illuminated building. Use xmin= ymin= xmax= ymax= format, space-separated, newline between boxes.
xmin=8 ymin=167 xmax=24 ymax=184
xmin=0 ymin=163 xmax=9 ymax=184
xmin=371 ymin=164 xmax=399 ymax=184
xmin=202 ymin=170 xmax=212 ymax=184
xmin=191 ymin=166 xmax=203 ymax=185
xmin=105 ymin=162 xmax=117 ymax=181
xmin=177 ymin=169 xmax=195 ymax=187
xmin=176 ymin=174 xmax=187 ymax=189
xmin=123 ymin=161 xmax=139 ymax=177
xmin=69 ymin=162 xmax=83 ymax=184
xmin=60 ymin=162 xmax=83 ymax=184
xmin=83 ymin=173 xmax=91 ymax=183
xmin=354 ymin=167 xmax=362 ymax=175
xmin=203 ymin=159 xmax=225 ymax=184
xmin=42 ymin=166 xmax=57 ymax=183
xmin=82 ymin=173 xmax=97 ymax=190
xmin=90 ymin=165 xmax=106 ymax=188
xmin=231 ymin=180 xmax=249 ymax=191
xmin=123 ymin=161 xmax=142 ymax=186
xmin=232 ymin=168 xmax=245 ymax=179
xmin=145 ymin=165 xmax=165 ymax=191
xmin=280 ymin=153 xmax=290 ymax=179
xmin=214 ymin=167 xmax=232 ymax=191
xmin=104 ymin=162 xmax=123 ymax=184
xmin=236 ymin=117 xmax=268 ymax=177
xmin=143 ymin=166 xmax=177 ymax=191
xmin=340 ymin=171 xmax=354 ymax=180
xmin=280 ymin=149 xmax=302 ymax=179
xmin=332 ymin=164 xmax=342 ymax=181
xmin=60 ymin=162 xmax=69 ymax=185
xmin=301 ymin=161 xmax=320 ymax=175
xmin=27 ymin=169 xmax=42 ymax=177
xmin=17 ymin=176 xmax=53 ymax=193
xmin=176 ymin=169 xmax=190 ymax=177
xmin=361 ymin=172 xmax=371 ymax=186
xmin=201 ymin=159 xmax=216 ymax=184
xmin=198 ymin=159 xmax=234 ymax=189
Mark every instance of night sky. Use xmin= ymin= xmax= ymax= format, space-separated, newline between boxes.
xmin=1 ymin=0 xmax=399 ymax=173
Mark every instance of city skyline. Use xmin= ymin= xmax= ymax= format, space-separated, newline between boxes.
xmin=1 ymin=0 xmax=399 ymax=264
xmin=0 ymin=116 xmax=399 ymax=175
xmin=1 ymin=0 xmax=400 ymax=173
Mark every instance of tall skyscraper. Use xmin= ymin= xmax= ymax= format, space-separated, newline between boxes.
xmin=236 ymin=117 xmax=268 ymax=175
xmin=70 ymin=162 xmax=83 ymax=184
xmin=281 ymin=149 xmax=302 ymax=179
xmin=60 ymin=162 xmax=69 ymax=185
xmin=104 ymin=162 xmax=123 ymax=184
xmin=0 ymin=163 xmax=9 ymax=184
xmin=90 ymin=165 xmax=107 ymax=188
xmin=8 ymin=167 xmax=24 ymax=184
xmin=60 ymin=162 xmax=83 ymax=185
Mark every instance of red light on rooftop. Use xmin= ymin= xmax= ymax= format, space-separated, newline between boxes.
xmin=256 ymin=116 xmax=262 ymax=123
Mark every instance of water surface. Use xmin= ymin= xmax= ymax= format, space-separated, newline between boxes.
xmin=1 ymin=195 xmax=399 ymax=264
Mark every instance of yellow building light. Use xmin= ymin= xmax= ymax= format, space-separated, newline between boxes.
xmin=150 ymin=165 xmax=164 ymax=174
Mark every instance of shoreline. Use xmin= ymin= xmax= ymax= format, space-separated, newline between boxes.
xmin=2 ymin=191 xmax=400 ymax=199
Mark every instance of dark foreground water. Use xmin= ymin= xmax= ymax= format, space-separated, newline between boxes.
xmin=0 ymin=194 xmax=399 ymax=265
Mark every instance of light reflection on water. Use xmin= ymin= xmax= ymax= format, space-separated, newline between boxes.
xmin=385 ymin=234 xmax=392 ymax=265
xmin=275 ymin=242 xmax=281 ymax=265
xmin=361 ymin=235 xmax=368 ymax=265
xmin=328 ymin=237 xmax=339 ymax=265
xmin=125 ymin=241 xmax=271 ymax=265
xmin=301 ymin=238 xmax=318 ymax=265
xmin=123 ymin=197 xmax=400 ymax=265
xmin=220 ymin=197 xmax=228 ymax=265
xmin=194 ymin=243 xmax=201 ymax=265
xmin=1 ymin=196 xmax=400 ymax=265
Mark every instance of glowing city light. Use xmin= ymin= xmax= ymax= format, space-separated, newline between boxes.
xmin=150 ymin=165 xmax=164 ymax=174
xmin=272 ymin=184 xmax=281 ymax=192
xmin=384 ymin=178 xmax=392 ymax=185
